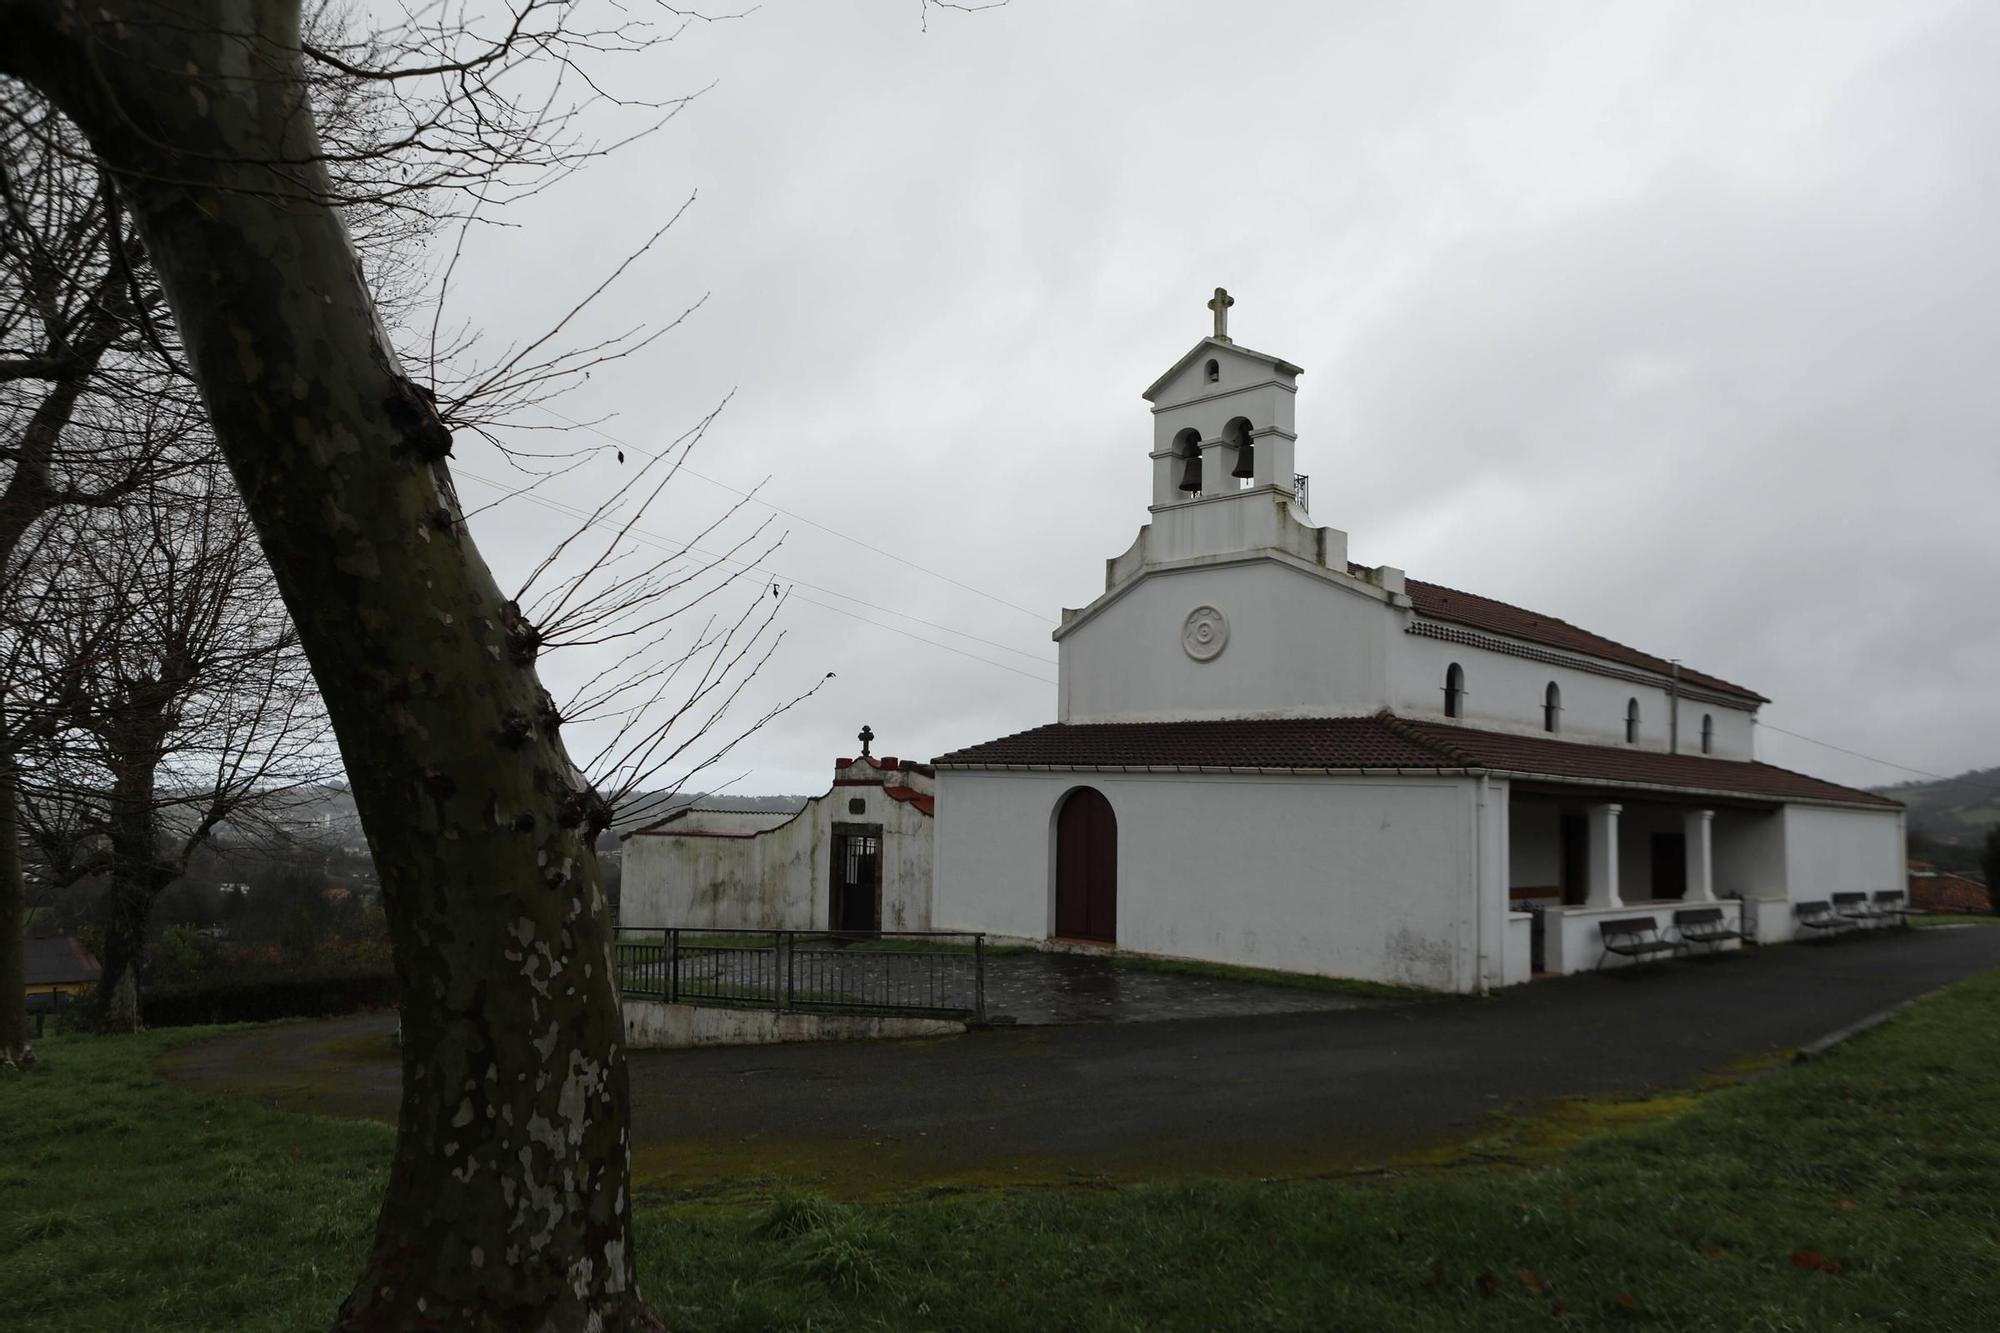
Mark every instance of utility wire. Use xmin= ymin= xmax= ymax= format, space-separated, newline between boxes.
xmin=533 ymin=404 xmax=1052 ymax=622
xmin=482 ymin=423 xmax=1998 ymax=792
xmin=454 ymin=469 xmax=1058 ymax=686
xmin=459 ymin=467 xmax=1054 ymax=665
xmin=1761 ymin=722 xmax=2000 ymax=795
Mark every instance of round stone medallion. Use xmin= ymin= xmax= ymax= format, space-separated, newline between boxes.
xmin=1182 ymin=605 xmax=1229 ymax=661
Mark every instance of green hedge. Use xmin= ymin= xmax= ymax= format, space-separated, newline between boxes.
xmin=142 ymin=968 xmax=398 ymax=1027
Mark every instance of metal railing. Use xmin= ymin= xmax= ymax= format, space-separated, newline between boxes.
xmin=615 ymin=927 xmax=986 ymax=1021
xmin=1293 ymin=473 xmax=1310 ymax=509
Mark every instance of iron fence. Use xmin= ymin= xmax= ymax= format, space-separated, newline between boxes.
xmin=615 ymin=927 xmax=985 ymax=1021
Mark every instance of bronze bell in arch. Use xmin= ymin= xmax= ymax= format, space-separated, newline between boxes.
xmin=1178 ymin=452 xmax=1204 ymax=492
xmin=1231 ymin=439 xmax=1256 ymax=480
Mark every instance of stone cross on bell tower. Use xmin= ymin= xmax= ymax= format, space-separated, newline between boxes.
xmin=1207 ymin=287 xmax=1235 ymax=343
xmin=857 ymin=724 xmax=874 ymax=760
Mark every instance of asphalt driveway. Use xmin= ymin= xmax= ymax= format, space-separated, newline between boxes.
xmin=161 ymin=925 xmax=2000 ymax=1195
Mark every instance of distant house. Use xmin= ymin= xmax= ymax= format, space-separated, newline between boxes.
xmin=1908 ymin=861 xmax=1992 ymax=914
xmin=24 ymin=935 xmax=101 ymax=1012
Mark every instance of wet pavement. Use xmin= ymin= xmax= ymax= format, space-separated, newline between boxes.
xmin=161 ymin=926 xmax=2000 ymax=1195
xmin=980 ymin=950 xmax=1386 ymax=1025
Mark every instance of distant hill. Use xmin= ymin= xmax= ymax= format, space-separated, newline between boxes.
xmin=1875 ymin=766 xmax=2000 ymax=876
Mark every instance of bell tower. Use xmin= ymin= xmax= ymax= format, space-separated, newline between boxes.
xmin=1143 ymin=288 xmax=1305 ymax=513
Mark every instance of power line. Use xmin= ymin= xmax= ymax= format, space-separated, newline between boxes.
xmin=533 ymin=404 xmax=1052 ymax=623
xmin=1760 ymin=722 xmax=2000 ymax=795
xmin=454 ymin=469 xmax=1058 ymax=686
xmin=458 ymin=468 xmax=1055 ymax=666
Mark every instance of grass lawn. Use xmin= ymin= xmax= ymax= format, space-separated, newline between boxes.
xmin=1914 ymin=913 xmax=1999 ymax=928
xmin=5 ymin=975 xmax=2000 ymax=1332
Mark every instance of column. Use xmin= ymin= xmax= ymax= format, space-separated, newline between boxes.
xmin=1151 ymin=449 xmax=1179 ymax=507
xmin=1685 ymin=808 xmax=1716 ymax=903
xmin=1586 ymin=803 xmax=1622 ymax=909
xmin=1202 ymin=440 xmax=1232 ymax=495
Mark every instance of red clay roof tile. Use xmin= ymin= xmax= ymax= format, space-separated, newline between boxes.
xmin=1398 ymin=577 xmax=1766 ymax=703
xmin=935 ymin=714 xmax=1891 ymax=808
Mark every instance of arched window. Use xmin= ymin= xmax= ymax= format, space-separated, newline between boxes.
xmin=1625 ymin=698 xmax=1640 ymax=744
xmin=1701 ymin=714 xmax=1714 ymax=755
xmin=1225 ymin=416 xmax=1255 ymax=486
xmin=1443 ymin=663 xmax=1465 ymax=719
xmin=1543 ymin=682 xmax=1562 ymax=733
xmin=1173 ymin=427 xmax=1203 ymax=495
xmin=1204 ymin=358 xmax=1220 ymax=383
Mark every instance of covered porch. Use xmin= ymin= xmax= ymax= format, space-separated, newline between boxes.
xmin=1505 ymin=785 xmax=1787 ymax=975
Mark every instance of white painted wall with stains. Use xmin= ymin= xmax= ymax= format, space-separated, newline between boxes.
xmin=619 ymin=759 xmax=934 ymax=932
xmin=933 ymin=769 xmax=1501 ymax=992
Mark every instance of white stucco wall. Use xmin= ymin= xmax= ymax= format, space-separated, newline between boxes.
xmin=934 ymin=769 xmax=1487 ymax=991
xmin=1390 ymin=627 xmax=1757 ymax=760
xmin=1509 ymin=800 xmax=1562 ymax=892
xmin=619 ymin=785 xmax=933 ymax=932
xmin=1713 ymin=809 xmax=1785 ymax=900
xmin=623 ymin=999 xmax=962 ymax=1049
xmin=1057 ymin=561 xmax=1390 ymax=724
xmin=1781 ymin=805 xmax=1905 ymax=906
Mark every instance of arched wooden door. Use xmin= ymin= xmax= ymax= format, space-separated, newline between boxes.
xmin=1054 ymin=787 xmax=1116 ymax=943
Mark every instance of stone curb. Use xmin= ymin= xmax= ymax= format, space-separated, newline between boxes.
xmin=1793 ymin=982 xmax=1955 ymax=1063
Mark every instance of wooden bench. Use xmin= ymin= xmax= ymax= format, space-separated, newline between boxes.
xmin=1871 ymin=890 xmax=1912 ymax=929
xmin=1672 ymin=906 xmax=1741 ymax=954
xmin=1795 ymin=899 xmax=1850 ymax=937
xmin=1598 ymin=917 xmax=1677 ymax=970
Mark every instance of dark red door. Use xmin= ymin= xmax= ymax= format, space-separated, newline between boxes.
xmin=1055 ymin=787 xmax=1116 ymax=943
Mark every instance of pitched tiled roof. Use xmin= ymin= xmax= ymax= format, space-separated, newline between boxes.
xmin=1392 ymin=718 xmax=1896 ymax=807
xmin=1399 ymin=577 xmax=1766 ymax=704
xmin=25 ymin=935 xmax=100 ymax=987
xmin=935 ymin=713 xmax=1894 ymax=809
xmin=883 ymin=785 xmax=936 ymax=816
xmin=935 ymin=715 xmax=1454 ymax=772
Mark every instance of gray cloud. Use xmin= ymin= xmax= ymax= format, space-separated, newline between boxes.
xmin=440 ymin=0 xmax=1997 ymax=795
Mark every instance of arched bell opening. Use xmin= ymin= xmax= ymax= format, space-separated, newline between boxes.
xmin=1173 ymin=426 xmax=1204 ymax=496
xmin=1225 ymin=416 xmax=1255 ymax=487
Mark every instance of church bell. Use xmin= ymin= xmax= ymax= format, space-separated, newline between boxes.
xmin=1178 ymin=453 xmax=1204 ymax=493
xmin=1230 ymin=440 xmax=1256 ymax=480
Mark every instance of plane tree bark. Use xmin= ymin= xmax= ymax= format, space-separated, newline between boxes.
xmin=1 ymin=3 xmax=653 ymax=1326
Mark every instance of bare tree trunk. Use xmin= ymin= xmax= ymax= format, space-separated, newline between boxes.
xmin=2 ymin=4 xmax=651 ymax=1327
xmin=0 ymin=744 xmax=32 ymax=1068
xmin=89 ymin=769 xmax=157 ymax=1031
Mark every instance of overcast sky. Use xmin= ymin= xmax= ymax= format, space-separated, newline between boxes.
xmin=439 ymin=0 xmax=1999 ymax=798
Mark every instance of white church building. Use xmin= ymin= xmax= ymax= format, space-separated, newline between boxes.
xmin=930 ymin=293 xmax=1904 ymax=992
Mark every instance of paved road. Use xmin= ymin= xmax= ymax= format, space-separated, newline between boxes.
xmin=162 ymin=927 xmax=2000 ymax=1195
xmin=981 ymin=951 xmax=1387 ymax=1024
